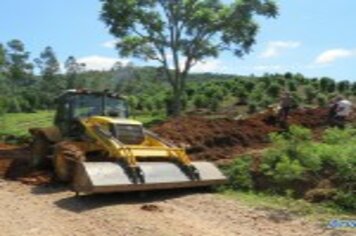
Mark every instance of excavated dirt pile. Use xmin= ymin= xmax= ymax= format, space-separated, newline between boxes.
xmin=152 ymin=107 xmax=331 ymax=161
xmin=288 ymin=107 xmax=329 ymax=128
xmin=0 ymin=144 xmax=53 ymax=185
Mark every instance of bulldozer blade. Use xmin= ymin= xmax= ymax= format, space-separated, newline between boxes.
xmin=72 ymin=161 xmax=227 ymax=194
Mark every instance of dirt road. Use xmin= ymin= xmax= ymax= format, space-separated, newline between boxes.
xmin=0 ymin=180 xmax=350 ymax=236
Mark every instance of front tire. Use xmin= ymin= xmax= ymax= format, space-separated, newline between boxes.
xmin=53 ymin=142 xmax=85 ymax=182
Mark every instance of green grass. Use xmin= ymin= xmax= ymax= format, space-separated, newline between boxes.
xmin=0 ymin=111 xmax=166 ymax=137
xmin=220 ymin=190 xmax=355 ymax=221
xmin=0 ymin=111 xmax=54 ymax=136
xmin=133 ymin=113 xmax=167 ymax=127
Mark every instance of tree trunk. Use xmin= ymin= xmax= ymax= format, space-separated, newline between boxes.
xmin=169 ymin=87 xmax=182 ymax=117
xmin=171 ymin=87 xmax=182 ymax=116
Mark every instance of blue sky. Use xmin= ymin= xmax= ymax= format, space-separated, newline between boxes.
xmin=0 ymin=0 xmax=355 ymax=80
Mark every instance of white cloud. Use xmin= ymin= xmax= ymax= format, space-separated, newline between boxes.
xmin=260 ymin=41 xmax=301 ymax=58
xmin=160 ymin=56 xmax=226 ymax=73
xmin=77 ymin=55 xmax=130 ymax=71
xmin=101 ymin=40 xmax=117 ymax=49
xmin=190 ymin=59 xmax=227 ymax=73
xmin=315 ymin=49 xmax=356 ymax=64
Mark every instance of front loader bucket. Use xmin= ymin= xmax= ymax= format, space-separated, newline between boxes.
xmin=72 ymin=161 xmax=227 ymax=194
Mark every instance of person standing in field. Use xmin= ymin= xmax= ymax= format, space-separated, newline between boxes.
xmin=333 ymin=96 xmax=353 ymax=128
xmin=327 ymin=97 xmax=339 ymax=124
xmin=278 ymin=91 xmax=292 ymax=122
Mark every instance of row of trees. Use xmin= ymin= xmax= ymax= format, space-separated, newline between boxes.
xmin=0 ymin=39 xmax=87 ymax=113
xmin=1 ymin=39 xmax=355 ymax=117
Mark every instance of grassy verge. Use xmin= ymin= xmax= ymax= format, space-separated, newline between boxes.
xmin=0 ymin=111 xmax=54 ymax=136
xmin=0 ymin=111 xmax=166 ymax=138
xmin=220 ymin=190 xmax=355 ymax=221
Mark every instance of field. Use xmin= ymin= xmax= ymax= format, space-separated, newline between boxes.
xmin=0 ymin=108 xmax=355 ymax=236
xmin=0 ymin=111 xmax=54 ymax=136
xmin=0 ymin=111 xmax=165 ymax=137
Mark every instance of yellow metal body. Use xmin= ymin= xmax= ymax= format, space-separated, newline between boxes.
xmin=80 ymin=116 xmax=191 ymax=167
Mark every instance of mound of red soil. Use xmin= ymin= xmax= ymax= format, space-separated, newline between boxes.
xmin=289 ymin=107 xmax=329 ymax=128
xmin=0 ymin=145 xmax=53 ymax=185
xmin=152 ymin=108 xmax=331 ymax=162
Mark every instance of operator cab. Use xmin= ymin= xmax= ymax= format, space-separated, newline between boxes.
xmin=54 ymin=89 xmax=129 ymax=136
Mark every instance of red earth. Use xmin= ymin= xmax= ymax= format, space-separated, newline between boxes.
xmin=152 ymin=107 xmax=331 ymax=162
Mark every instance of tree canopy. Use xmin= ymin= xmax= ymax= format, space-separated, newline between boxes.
xmin=100 ymin=0 xmax=278 ymax=115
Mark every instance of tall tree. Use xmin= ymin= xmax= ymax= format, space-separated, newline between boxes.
xmin=34 ymin=46 xmax=62 ymax=108
xmin=0 ymin=43 xmax=5 ymax=70
xmin=64 ymin=56 xmax=85 ymax=89
xmin=5 ymin=39 xmax=34 ymax=86
xmin=35 ymin=46 xmax=60 ymax=77
xmin=0 ymin=43 xmax=9 ymax=114
xmin=100 ymin=0 xmax=278 ymax=115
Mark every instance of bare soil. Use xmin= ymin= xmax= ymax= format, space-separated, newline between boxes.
xmin=152 ymin=107 xmax=331 ymax=162
xmin=0 ymin=180 xmax=350 ymax=236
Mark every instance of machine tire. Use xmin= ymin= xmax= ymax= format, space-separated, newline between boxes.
xmin=54 ymin=142 xmax=85 ymax=182
xmin=31 ymin=134 xmax=51 ymax=168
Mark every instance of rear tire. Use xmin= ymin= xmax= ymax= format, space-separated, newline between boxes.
xmin=54 ymin=142 xmax=85 ymax=182
xmin=31 ymin=134 xmax=50 ymax=168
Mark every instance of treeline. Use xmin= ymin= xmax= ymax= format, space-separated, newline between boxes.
xmin=0 ymin=39 xmax=85 ymax=114
xmin=185 ymin=73 xmax=356 ymax=114
xmin=0 ymin=39 xmax=174 ymax=115
xmin=1 ymin=39 xmax=355 ymax=116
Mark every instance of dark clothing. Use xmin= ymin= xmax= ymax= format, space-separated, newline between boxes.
xmin=279 ymin=95 xmax=292 ymax=122
xmin=332 ymin=115 xmax=346 ymax=129
xmin=327 ymin=101 xmax=348 ymax=128
xmin=279 ymin=106 xmax=290 ymax=121
xmin=327 ymin=103 xmax=338 ymax=123
xmin=280 ymin=96 xmax=292 ymax=109
xmin=328 ymin=103 xmax=338 ymax=117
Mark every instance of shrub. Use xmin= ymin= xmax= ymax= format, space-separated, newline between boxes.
xmin=323 ymin=128 xmax=356 ymax=145
xmin=273 ymin=156 xmax=305 ymax=183
xmin=193 ymin=94 xmax=209 ymax=109
xmin=303 ymin=86 xmax=316 ymax=104
xmin=7 ymin=98 xmax=22 ymax=113
xmin=337 ymin=80 xmax=350 ymax=93
xmin=249 ymin=89 xmax=263 ymax=102
xmin=266 ymin=83 xmax=281 ymax=97
xmin=334 ymin=191 xmax=356 ymax=210
xmin=316 ymin=94 xmax=327 ymax=107
xmin=236 ymin=90 xmax=248 ymax=105
xmin=287 ymin=81 xmax=297 ymax=92
xmin=258 ymin=96 xmax=273 ymax=108
xmin=235 ymin=126 xmax=356 ymax=210
xmin=226 ymin=156 xmax=253 ymax=190
xmin=284 ymin=72 xmax=293 ymax=79
xmin=320 ymin=77 xmax=333 ymax=92
xmin=208 ymin=97 xmax=220 ymax=112
xmin=244 ymin=81 xmax=255 ymax=92
xmin=247 ymin=102 xmax=258 ymax=114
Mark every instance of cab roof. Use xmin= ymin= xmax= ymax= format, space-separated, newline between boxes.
xmin=59 ymin=89 xmax=126 ymax=100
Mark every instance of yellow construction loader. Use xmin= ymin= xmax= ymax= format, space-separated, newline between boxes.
xmin=29 ymin=90 xmax=226 ymax=195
